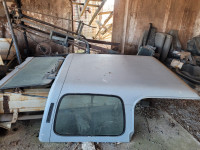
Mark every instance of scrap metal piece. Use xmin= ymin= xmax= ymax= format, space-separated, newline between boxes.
xmin=137 ymin=45 xmax=156 ymax=56
xmin=187 ymin=36 xmax=200 ymax=56
xmin=147 ymin=28 xmax=156 ymax=47
xmin=36 ymin=42 xmax=52 ymax=56
xmin=169 ymin=30 xmax=182 ymax=51
xmin=155 ymin=32 xmax=166 ymax=56
xmin=170 ymin=59 xmax=184 ymax=69
xmin=160 ymin=34 xmax=173 ymax=62
xmin=2 ymin=0 xmax=22 ymax=64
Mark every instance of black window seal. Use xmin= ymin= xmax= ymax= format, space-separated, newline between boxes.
xmin=46 ymin=103 xmax=54 ymax=123
xmin=53 ymin=93 xmax=126 ymax=137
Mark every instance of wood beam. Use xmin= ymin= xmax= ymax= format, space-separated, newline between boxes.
xmin=121 ymin=0 xmax=129 ymax=54
xmin=101 ymin=23 xmax=112 ymax=35
xmin=72 ymin=2 xmax=99 ymax=7
xmin=98 ymin=11 xmax=113 ymax=15
xmin=94 ymin=11 xmax=113 ymax=39
xmin=89 ymin=0 xmax=102 ymax=1
xmin=80 ymin=0 xmax=90 ymax=17
xmin=89 ymin=0 xmax=107 ymax=25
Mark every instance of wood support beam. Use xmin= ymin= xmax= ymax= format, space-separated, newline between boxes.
xmin=89 ymin=0 xmax=107 ymax=25
xmin=121 ymin=0 xmax=129 ymax=54
xmin=89 ymin=0 xmax=102 ymax=1
xmin=72 ymin=2 xmax=99 ymax=7
xmin=101 ymin=23 xmax=112 ymax=35
xmin=98 ymin=11 xmax=113 ymax=15
xmin=80 ymin=0 xmax=90 ymax=17
xmin=94 ymin=11 xmax=113 ymax=39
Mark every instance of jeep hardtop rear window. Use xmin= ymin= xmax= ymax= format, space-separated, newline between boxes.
xmin=54 ymin=94 xmax=125 ymax=136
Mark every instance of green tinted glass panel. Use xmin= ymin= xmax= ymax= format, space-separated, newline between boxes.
xmin=1 ymin=57 xmax=63 ymax=89
xmin=54 ymin=95 xmax=124 ymax=136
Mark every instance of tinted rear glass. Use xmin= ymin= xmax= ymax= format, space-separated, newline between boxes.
xmin=54 ymin=95 xmax=124 ymax=136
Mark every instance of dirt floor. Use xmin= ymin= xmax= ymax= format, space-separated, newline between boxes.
xmin=0 ymin=100 xmax=200 ymax=150
xmin=154 ymin=99 xmax=200 ymax=142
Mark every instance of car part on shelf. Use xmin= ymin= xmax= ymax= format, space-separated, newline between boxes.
xmin=168 ymin=30 xmax=182 ymax=51
xmin=160 ymin=34 xmax=173 ymax=62
xmin=187 ymin=36 xmax=200 ymax=56
xmin=155 ymin=32 xmax=166 ymax=57
xmin=137 ymin=45 xmax=156 ymax=56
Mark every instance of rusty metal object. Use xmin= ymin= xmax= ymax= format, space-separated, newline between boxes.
xmin=0 ymin=88 xmax=49 ymax=114
xmin=14 ymin=21 xmax=119 ymax=54
xmin=3 ymin=95 xmax=10 ymax=113
xmin=22 ymin=14 xmax=77 ymax=35
xmin=2 ymin=0 xmax=22 ymax=64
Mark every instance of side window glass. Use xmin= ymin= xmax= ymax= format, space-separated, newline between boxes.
xmin=54 ymin=95 xmax=125 ymax=136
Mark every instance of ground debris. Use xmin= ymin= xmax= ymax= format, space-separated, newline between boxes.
xmin=0 ymin=101 xmax=200 ymax=150
xmin=153 ymin=99 xmax=200 ymax=142
xmin=82 ymin=142 xmax=96 ymax=150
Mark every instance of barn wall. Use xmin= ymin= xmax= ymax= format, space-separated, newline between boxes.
xmin=0 ymin=3 xmax=11 ymax=38
xmin=0 ymin=0 xmax=72 ymax=56
xmin=112 ymin=0 xmax=200 ymax=54
xmin=19 ymin=0 xmax=73 ymax=55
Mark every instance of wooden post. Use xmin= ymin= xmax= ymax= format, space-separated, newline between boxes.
xmin=121 ymin=0 xmax=129 ymax=54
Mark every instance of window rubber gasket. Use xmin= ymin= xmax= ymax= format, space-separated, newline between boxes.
xmin=53 ymin=93 xmax=126 ymax=137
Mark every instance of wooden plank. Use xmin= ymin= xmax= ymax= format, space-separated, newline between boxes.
xmin=89 ymin=0 xmax=102 ymax=1
xmin=80 ymin=0 xmax=90 ymax=17
xmin=101 ymin=24 xmax=112 ymax=35
xmin=89 ymin=0 xmax=107 ymax=25
xmin=72 ymin=2 xmax=99 ymax=7
xmin=0 ymin=55 xmax=4 ymax=65
xmin=98 ymin=11 xmax=113 ymax=15
xmin=86 ymin=38 xmax=119 ymax=46
xmin=0 ymin=88 xmax=49 ymax=113
xmin=168 ymin=0 xmax=200 ymax=49
xmin=112 ymin=0 xmax=126 ymax=49
xmin=94 ymin=11 xmax=113 ymax=39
